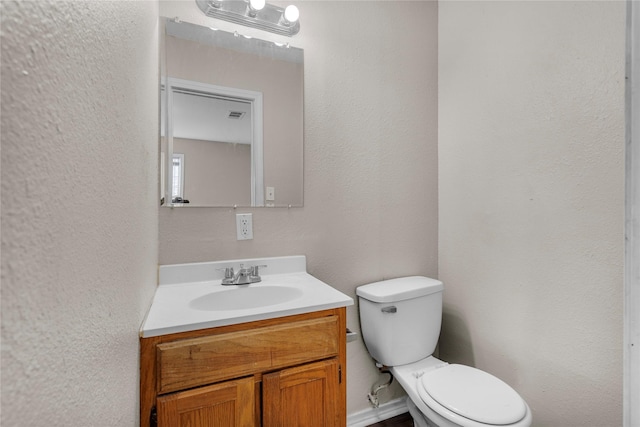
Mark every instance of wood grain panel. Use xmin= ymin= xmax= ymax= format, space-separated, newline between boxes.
xmin=262 ymin=359 xmax=340 ymax=427
xmin=157 ymin=316 xmax=339 ymax=394
xmin=157 ymin=376 xmax=255 ymax=427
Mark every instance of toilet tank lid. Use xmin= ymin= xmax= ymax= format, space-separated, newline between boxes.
xmin=356 ymin=276 xmax=443 ymax=303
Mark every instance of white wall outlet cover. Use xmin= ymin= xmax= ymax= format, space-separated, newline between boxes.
xmin=266 ymin=186 xmax=275 ymax=201
xmin=236 ymin=213 xmax=253 ymax=240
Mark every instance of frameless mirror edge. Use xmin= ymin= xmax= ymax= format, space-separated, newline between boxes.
xmin=159 ymin=16 xmax=304 ymax=208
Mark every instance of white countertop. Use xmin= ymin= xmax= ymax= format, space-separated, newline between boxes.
xmin=140 ymin=255 xmax=354 ymax=337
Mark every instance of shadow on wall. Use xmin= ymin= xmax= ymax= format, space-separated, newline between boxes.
xmin=439 ymin=305 xmax=475 ymax=366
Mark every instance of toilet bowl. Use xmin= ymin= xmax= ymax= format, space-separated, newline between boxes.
xmin=356 ymin=277 xmax=532 ymax=427
xmin=392 ymin=357 xmax=532 ymax=427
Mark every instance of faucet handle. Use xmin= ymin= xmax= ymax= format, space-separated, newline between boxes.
xmin=216 ymin=267 xmax=235 ymax=284
xmin=216 ymin=267 xmax=234 ymax=277
xmin=251 ymin=264 xmax=268 ymax=276
xmin=248 ymin=265 xmax=268 ymax=283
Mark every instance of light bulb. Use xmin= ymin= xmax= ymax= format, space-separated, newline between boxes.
xmin=249 ymin=0 xmax=265 ymax=11
xmin=284 ymin=5 xmax=299 ymax=23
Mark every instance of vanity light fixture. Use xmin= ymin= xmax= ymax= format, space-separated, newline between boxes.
xmin=195 ymin=0 xmax=300 ymax=36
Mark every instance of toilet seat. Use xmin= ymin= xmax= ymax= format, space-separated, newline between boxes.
xmin=418 ymin=364 xmax=527 ymax=426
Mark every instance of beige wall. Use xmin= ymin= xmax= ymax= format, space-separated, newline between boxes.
xmin=438 ymin=2 xmax=625 ymax=426
xmin=159 ymin=0 xmax=439 ymax=415
xmin=1 ymin=1 xmax=159 ymax=425
xmin=174 ymin=138 xmax=252 ymax=205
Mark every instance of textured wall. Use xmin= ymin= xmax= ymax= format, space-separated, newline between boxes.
xmin=1 ymin=1 xmax=159 ymax=426
xmin=438 ymin=2 xmax=625 ymax=426
xmin=158 ymin=0 xmax=439 ymax=415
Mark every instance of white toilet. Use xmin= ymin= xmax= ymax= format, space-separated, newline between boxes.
xmin=356 ymin=276 xmax=532 ymax=427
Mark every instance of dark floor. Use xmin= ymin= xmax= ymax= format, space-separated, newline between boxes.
xmin=367 ymin=412 xmax=413 ymax=427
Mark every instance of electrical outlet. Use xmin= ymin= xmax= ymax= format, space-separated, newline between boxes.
xmin=236 ymin=213 xmax=253 ymax=240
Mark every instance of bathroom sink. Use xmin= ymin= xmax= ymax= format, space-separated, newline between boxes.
xmin=141 ymin=255 xmax=354 ymax=337
xmin=189 ymin=285 xmax=304 ymax=311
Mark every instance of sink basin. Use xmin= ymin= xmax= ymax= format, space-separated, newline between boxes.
xmin=142 ymin=256 xmax=355 ymax=337
xmin=189 ymin=285 xmax=304 ymax=311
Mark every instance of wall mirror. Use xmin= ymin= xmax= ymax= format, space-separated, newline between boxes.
xmin=160 ymin=17 xmax=304 ymax=207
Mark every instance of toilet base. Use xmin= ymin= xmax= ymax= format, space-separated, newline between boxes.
xmin=406 ymin=398 xmax=432 ymax=427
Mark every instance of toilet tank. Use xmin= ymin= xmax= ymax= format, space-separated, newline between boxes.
xmin=356 ymin=276 xmax=443 ymax=366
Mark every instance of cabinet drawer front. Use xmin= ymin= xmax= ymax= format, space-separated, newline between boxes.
xmin=157 ymin=316 xmax=339 ymax=394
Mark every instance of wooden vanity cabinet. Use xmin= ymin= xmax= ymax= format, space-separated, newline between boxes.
xmin=140 ymin=307 xmax=347 ymax=427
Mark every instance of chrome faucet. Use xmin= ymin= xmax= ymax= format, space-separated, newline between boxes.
xmin=218 ymin=264 xmax=267 ymax=285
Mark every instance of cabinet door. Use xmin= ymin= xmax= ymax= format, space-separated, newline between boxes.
xmin=157 ymin=376 xmax=256 ymax=427
xmin=263 ymin=359 xmax=341 ymax=427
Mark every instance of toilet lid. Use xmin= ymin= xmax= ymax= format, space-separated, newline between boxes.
xmin=420 ymin=364 xmax=527 ymax=425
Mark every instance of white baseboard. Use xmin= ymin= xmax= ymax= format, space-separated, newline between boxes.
xmin=347 ymin=397 xmax=409 ymax=427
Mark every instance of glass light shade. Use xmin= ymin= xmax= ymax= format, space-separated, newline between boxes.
xmin=284 ymin=5 xmax=299 ymax=23
xmin=249 ymin=0 xmax=266 ymax=11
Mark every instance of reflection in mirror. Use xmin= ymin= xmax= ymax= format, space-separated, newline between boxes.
xmin=160 ymin=17 xmax=304 ymax=207
xmin=162 ymin=79 xmax=264 ymax=206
